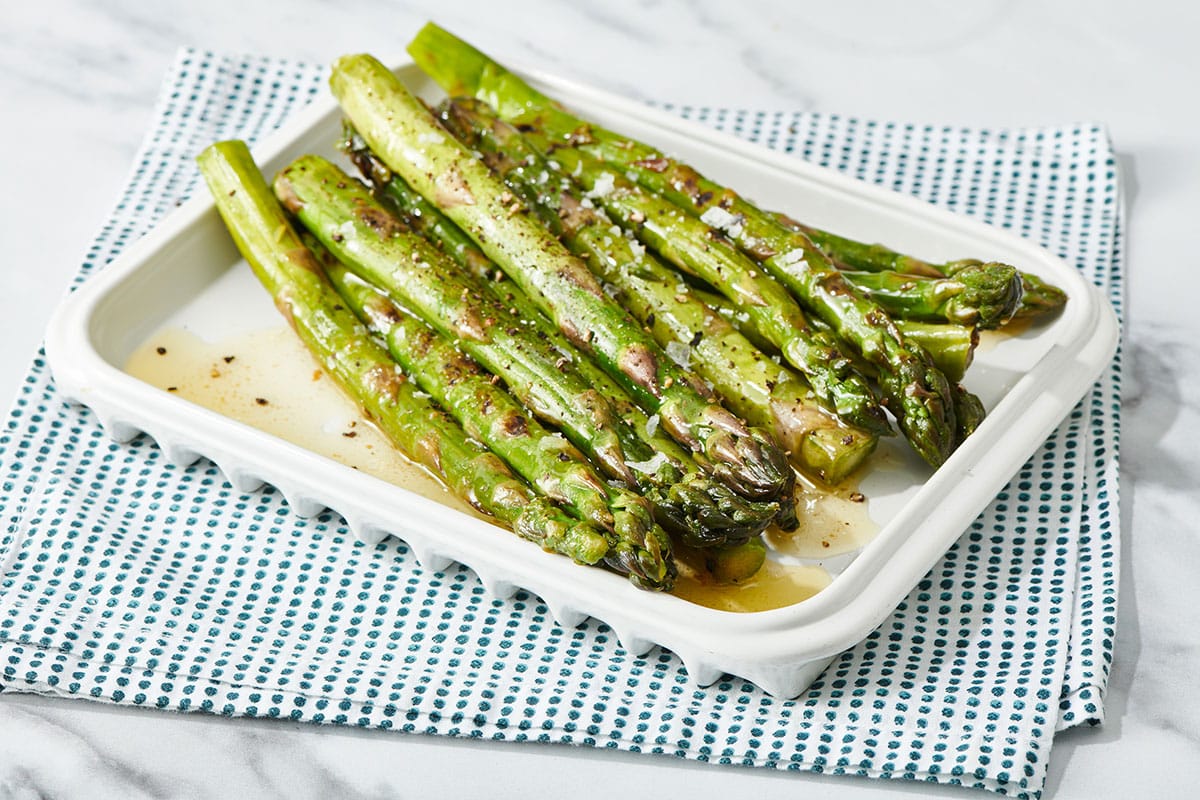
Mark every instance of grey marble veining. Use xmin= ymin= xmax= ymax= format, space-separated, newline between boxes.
xmin=4 ymin=1 xmax=1200 ymax=798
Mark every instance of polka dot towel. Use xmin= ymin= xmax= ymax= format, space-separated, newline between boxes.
xmin=0 ymin=49 xmax=1121 ymax=799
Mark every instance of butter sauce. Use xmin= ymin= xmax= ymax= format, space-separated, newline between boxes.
xmin=678 ymin=477 xmax=879 ymax=613
xmin=123 ymin=324 xmax=495 ymax=525
xmin=672 ymin=559 xmax=832 ymax=612
xmin=125 ymin=324 xmax=881 ymax=612
xmin=975 ymin=315 xmax=1035 ymax=353
xmin=764 ymin=478 xmax=878 ymax=560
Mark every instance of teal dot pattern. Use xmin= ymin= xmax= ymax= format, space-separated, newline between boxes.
xmin=0 ymin=50 xmax=1121 ymax=799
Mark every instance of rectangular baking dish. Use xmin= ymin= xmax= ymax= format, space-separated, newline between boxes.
xmin=43 ymin=59 xmax=1119 ymax=697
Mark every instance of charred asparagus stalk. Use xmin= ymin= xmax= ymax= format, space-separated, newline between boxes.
xmin=319 ymin=248 xmax=673 ymax=587
xmin=195 ymin=140 xmax=611 ymax=570
xmin=433 ymin=100 xmax=877 ymax=484
xmin=341 ymin=132 xmax=786 ymax=539
xmin=330 ymin=53 xmax=794 ymax=504
xmin=774 ymin=220 xmax=948 ymax=278
xmin=274 ymin=155 xmax=634 ymax=485
xmin=404 ymin=25 xmax=960 ymax=466
xmin=694 ymin=285 xmax=984 ymax=442
xmin=278 ymin=154 xmax=776 ymax=547
xmin=501 ymin=123 xmax=917 ymax=440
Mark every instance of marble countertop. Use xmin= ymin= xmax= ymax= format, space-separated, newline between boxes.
xmin=4 ymin=1 xmax=1199 ymax=797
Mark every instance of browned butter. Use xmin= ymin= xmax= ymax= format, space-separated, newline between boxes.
xmin=125 ymin=325 xmax=879 ymax=612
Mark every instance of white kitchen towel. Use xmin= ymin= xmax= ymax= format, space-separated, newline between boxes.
xmin=0 ymin=49 xmax=1122 ymax=799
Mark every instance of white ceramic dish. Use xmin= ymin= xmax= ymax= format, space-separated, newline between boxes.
xmin=44 ymin=59 xmax=1119 ymax=697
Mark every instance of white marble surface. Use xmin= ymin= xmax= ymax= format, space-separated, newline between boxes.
xmin=3 ymin=0 xmax=1199 ymax=797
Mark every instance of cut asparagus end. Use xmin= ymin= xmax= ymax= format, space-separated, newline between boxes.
xmin=797 ymin=426 xmax=879 ymax=486
xmin=675 ymin=537 xmax=768 ymax=585
xmin=896 ymin=320 xmax=978 ymax=385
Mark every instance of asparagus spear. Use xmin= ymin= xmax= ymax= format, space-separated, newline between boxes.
xmin=834 ymin=265 xmax=1021 ymax=328
xmin=278 ymin=155 xmax=775 ymax=546
xmin=330 ymin=53 xmax=794 ymax=504
xmin=319 ymin=246 xmax=674 ymax=586
xmin=772 ymin=214 xmax=1062 ymax=323
xmin=341 ymin=132 xmax=786 ymax=539
xmin=694 ymin=287 xmax=978 ymax=385
xmin=774 ymin=219 xmax=948 ymax=278
xmin=405 ymin=26 xmax=961 ymax=467
xmin=195 ymin=140 xmax=611 ymax=571
xmin=434 ymin=99 xmax=878 ymax=484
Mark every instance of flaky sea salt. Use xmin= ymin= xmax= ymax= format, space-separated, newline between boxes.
xmin=538 ymin=433 xmax=569 ymax=451
xmin=778 ymin=248 xmax=808 ymax=268
xmin=664 ymin=340 xmax=691 ymax=368
xmin=700 ymin=206 xmax=745 ymax=238
xmin=627 ymin=452 xmax=669 ymax=475
xmin=402 ymin=146 xmax=429 ymax=170
xmin=586 ymin=171 xmax=616 ymax=199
